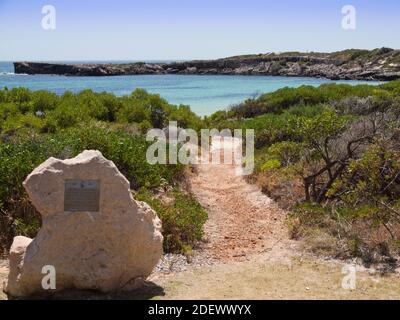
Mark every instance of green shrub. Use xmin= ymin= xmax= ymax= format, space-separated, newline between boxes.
xmin=136 ymin=188 xmax=207 ymax=253
xmin=0 ymin=126 xmax=186 ymax=256
xmin=32 ymin=90 xmax=58 ymax=112
xmin=117 ymin=98 xmax=150 ymax=124
xmin=0 ymin=87 xmax=207 ymax=257
xmin=265 ymin=141 xmax=304 ymax=167
xmin=6 ymin=87 xmax=32 ymax=104
xmin=261 ymin=159 xmax=281 ymax=171
xmin=0 ymin=87 xmax=203 ymax=136
xmin=223 ymin=81 xmax=400 ymax=119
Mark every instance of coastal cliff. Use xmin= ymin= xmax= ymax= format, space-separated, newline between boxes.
xmin=14 ymin=48 xmax=400 ymax=81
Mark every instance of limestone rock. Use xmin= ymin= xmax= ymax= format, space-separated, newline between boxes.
xmin=14 ymin=48 xmax=400 ymax=81
xmin=4 ymin=150 xmax=163 ymax=298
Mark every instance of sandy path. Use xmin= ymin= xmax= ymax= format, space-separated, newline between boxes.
xmin=189 ymin=137 xmax=290 ymax=261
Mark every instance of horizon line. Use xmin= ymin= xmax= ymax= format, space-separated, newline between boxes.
xmin=2 ymin=47 xmax=399 ymax=63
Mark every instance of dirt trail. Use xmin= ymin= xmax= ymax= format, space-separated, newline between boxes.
xmin=189 ymin=137 xmax=291 ymax=261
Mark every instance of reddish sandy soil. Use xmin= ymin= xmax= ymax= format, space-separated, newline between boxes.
xmin=189 ymin=137 xmax=291 ymax=261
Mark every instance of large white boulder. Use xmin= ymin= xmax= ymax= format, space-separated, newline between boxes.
xmin=4 ymin=150 xmax=163 ymax=298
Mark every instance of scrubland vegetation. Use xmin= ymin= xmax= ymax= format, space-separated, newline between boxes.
xmin=208 ymin=81 xmax=400 ymax=264
xmin=1 ymin=80 xmax=399 ymax=265
xmin=0 ymin=88 xmax=205 ymax=256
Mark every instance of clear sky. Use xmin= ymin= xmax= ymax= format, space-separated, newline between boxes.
xmin=0 ymin=0 xmax=399 ymax=61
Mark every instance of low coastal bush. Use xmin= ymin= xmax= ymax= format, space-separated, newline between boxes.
xmin=0 ymin=88 xmax=206 ymax=256
xmin=136 ymin=188 xmax=207 ymax=253
xmin=2 ymin=81 xmax=400 ymax=261
xmin=227 ymin=81 xmax=400 ymax=119
xmin=0 ymin=127 xmax=190 ymax=255
xmin=0 ymin=87 xmax=202 ymax=135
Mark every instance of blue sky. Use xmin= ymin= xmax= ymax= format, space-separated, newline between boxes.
xmin=0 ymin=0 xmax=399 ymax=60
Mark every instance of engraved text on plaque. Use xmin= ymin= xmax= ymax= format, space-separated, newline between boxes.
xmin=64 ymin=180 xmax=100 ymax=212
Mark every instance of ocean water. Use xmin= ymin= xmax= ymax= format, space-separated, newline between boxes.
xmin=0 ymin=61 xmax=382 ymax=116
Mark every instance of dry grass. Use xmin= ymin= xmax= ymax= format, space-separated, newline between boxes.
xmin=0 ymin=262 xmax=8 ymax=300
xmin=248 ymin=170 xmax=304 ymax=210
xmin=288 ymin=208 xmax=400 ymax=264
xmin=153 ymin=255 xmax=400 ymax=300
xmin=250 ymin=166 xmax=400 ymax=265
xmin=3 ymin=253 xmax=399 ymax=300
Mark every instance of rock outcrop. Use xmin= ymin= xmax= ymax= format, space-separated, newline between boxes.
xmin=13 ymin=62 xmax=166 ymax=76
xmin=4 ymin=150 xmax=163 ymax=298
xmin=14 ymin=48 xmax=400 ymax=81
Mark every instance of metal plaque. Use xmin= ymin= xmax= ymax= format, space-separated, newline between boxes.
xmin=64 ymin=180 xmax=100 ymax=212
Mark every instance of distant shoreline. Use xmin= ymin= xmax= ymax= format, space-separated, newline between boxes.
xmin=13 ymin=48 xmax=400 ymax=81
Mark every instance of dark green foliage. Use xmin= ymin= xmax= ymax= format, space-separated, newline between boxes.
xmin=0 ymin=88 xmax=202 ymax=135
xmin=136 ymin=188 xmax=207 ymax=253
xmin=225 ymin=81 xmax=399 ymax=119
xmin=0 ymin=87 xmax=206 ymax=256
xmin=0 ymin=127 xmax=188 ymax=255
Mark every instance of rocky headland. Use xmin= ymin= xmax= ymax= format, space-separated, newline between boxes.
xmin=14 ymin=48 xmax=400 ymax=81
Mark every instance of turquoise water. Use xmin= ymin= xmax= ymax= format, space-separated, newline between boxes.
xmin=0 ymin=62 xmax=382 ymax=116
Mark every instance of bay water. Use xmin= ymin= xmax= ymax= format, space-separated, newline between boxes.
xmin=0 ymin=61 xmax=382 ymax=116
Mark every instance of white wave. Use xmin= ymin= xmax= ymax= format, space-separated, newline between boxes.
xmin=0 ymin=72 xmax=28 ymax=76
